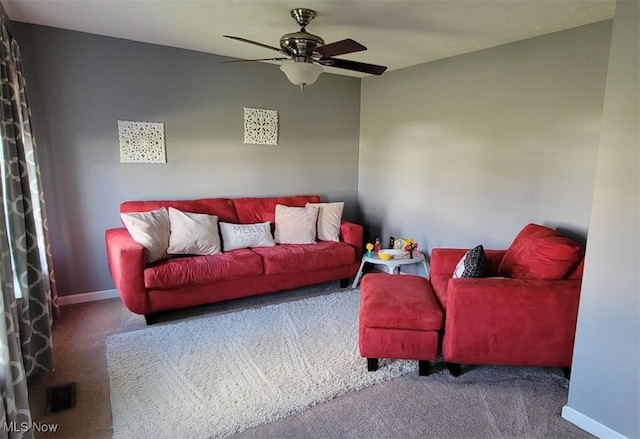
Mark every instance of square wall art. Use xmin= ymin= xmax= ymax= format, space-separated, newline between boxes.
xmin=244 ymin=107 xmax=278 ymax=145
xmin=118 ymin=120 xmax=167 ymax=163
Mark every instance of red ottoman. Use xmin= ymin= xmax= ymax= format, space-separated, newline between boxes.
xmin=359 ymin=273 xmax=444 ymax=376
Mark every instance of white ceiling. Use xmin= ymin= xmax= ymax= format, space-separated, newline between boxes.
xmin=2 ymin=0 xmax=616 ymax=78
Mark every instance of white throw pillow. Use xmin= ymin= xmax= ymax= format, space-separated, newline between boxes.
xmin=167 ymin=207 xmax=221 ymax=256
xmin=274 ymin=204 xmax=319 ymax=244
xmin=120 ymin=207 xmax=170 ymax=263
xmin=453 ymin=253 xmax=468 ymax=278
xmin=306 ymin=202 xmax=344 ymax=242
xmin=219 ymin=221 xmax=276 ymax=251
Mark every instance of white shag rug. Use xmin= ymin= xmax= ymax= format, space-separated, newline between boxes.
xmin=106 ymin=289 xmax=416 ymax=439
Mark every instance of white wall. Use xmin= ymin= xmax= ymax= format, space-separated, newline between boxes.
xmin=359 ymin=22 xmax=612 ymax=262
xmin=563 ymin=1 xmax=639 ymax=438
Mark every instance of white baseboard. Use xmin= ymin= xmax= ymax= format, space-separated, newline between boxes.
xmin=58 ymin=289 xmax=120 ymax=306
xmin=562 ymin=405 xmax=627 ymax=439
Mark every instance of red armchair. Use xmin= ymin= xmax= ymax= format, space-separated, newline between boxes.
xmin=429 ymin=224 xmax=584 ymax=377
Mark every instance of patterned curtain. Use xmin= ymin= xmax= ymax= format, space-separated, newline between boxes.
xmin=0 ymin=11 xmax=58 ymax=438
xmin=0 ymin=207 xmax=32 ymax=437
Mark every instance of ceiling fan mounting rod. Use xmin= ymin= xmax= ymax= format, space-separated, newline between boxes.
xmin=290 ymin=8 xmax=317 ymax=30
xmin=279 ymin=7 xmax=325 ymax=58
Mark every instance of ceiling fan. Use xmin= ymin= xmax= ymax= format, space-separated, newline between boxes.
xmin=223 ymin=8 xmax=387 ymax=90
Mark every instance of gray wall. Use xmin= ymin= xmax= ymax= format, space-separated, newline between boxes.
xmin=359 ymin=22 xmax=612 ymax=263
xmin=565 ymin=1 xmax=639 ymax=437
xmin=12 ymin=23 xmax=361 ymax=296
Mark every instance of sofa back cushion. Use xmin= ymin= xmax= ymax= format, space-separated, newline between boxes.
xmin=233 ymin=195 xmax=321 ymax=224
xmin=566 ymin=256 xmax=585 ymax=280
xmin=498 ymin=223 xmax=583 ymax=279
xmin=120 ymin=198 xmax=239 ymax=223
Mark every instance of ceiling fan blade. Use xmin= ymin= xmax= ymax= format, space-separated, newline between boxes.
xmin=220 ymin=57 xmax=289 ymax=64
xmin=314 ymin=39 xmax=367 ymax=58
xmin=223 ymin=35 xmax=286 ymax=55
xmin=323 ymin=58 xmax=387 ymax=75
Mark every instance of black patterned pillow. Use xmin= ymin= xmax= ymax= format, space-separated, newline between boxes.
xmin=453 ymin=245 xmax=488 ymax=278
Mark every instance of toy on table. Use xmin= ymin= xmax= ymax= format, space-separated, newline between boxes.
xmin=374 ymin=238 xmax=382 ymax=252
xmin=395 ymin=238 xmax=419 ymax=259
xmin=365 ymin=242 xmax=374 ymax=257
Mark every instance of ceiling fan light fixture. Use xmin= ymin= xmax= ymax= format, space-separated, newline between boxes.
xmin=280 ymin=62 xmax=323 ymax=90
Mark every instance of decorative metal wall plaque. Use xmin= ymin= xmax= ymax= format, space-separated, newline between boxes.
xmin=243 ymin=107 xmax=278 ymax=145
xmin=118 ymin=120 xmax=167 ymax=163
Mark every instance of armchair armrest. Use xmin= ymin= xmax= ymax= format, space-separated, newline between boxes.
xmin=430 ymin=248 xmax=507 ymax=277
xmin=443 ymin=277 xmax=581 ymax=367
xmin=340 ymin=221 xmax=363 ymax=260
xmin=105 ymin=228 xmax=148 ymax=315
xmin=430 ymin=248 xmax=468 ymax=276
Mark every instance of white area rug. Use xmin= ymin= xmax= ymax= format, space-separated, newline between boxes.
xmin=106 ymin=289 xmax=416 ymax=438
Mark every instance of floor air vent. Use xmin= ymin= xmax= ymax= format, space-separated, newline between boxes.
xmin=45 ymin=383 xmax=77 ymax=414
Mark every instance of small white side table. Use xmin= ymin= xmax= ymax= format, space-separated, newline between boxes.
xmin=352 ymin=252 xmax=430 ymax=288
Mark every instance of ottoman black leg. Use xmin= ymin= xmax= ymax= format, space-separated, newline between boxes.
xmin=367 ymin=358 xmax=379 ymax=372
xmin=340 ymin=278 xmax=351 ymax=288
xmin=418 ymin=360 xmax=431 ymax=376
xmin=446 ymin=362 xmax=462 ymax=377
xmin=563 ymin=367 xmax=572 ymax=380
xmin=144 ymin=313 xmax=159 ymax=325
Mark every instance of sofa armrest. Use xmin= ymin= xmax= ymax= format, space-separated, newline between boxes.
xmin=340 ymin=221 xmax=363 ymax=260
xmin=105 ymin=228 xmax=148 ymax=315
xmin=442 ymin=277 xmax=581 ymax=367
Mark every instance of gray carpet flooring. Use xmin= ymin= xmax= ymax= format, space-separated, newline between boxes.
xmin=27 ymin=281 xmax=594 ymax=439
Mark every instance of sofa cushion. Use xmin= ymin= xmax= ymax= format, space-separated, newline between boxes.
xmin=219 ymin=221 xmax=275 ymax=251
xmin=498 ymin=224 xmax=583 ymax=279
xmin=167 ymin=208 xmax=221 ymax=256
xmin=120 ymin=207 xmax=170 ymax=263
xmin=144 ymin=249 xmax=263 ymax=289
xmin=306 ymin=202 xmax=344 ymax=242
xmin=233 ymin=195 xmax=321 ymax=224
xmin=453 ymin=245 xmax=488 ymax=278
xmin=251 ymin=241 xmax=355 ymax=275
xmin=121 ymin=198 xmax=239 ymax=223
xmin=274 ymin=204 xmax=319 ymax=244
xmin=566 ymin=256 xmax=584 ymax=280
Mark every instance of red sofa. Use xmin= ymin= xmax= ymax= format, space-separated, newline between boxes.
xmin=105 ymin=195 xmax=363 ymax=324
xmin=429 ymin=224 xmax=584 ymax=377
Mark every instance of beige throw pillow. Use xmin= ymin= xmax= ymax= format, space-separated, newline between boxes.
xmin=219 ymin=221 xmax=276 ymax=251
xmin=306 ymin=202 xmax=344 ymax=242
xmin=274 ymin=204 xmax=319 ymax=244
xmin=167 ymin=208 xmax=221 ymax=256
xmin=120 ymin=207 xmax=170 ymax=263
